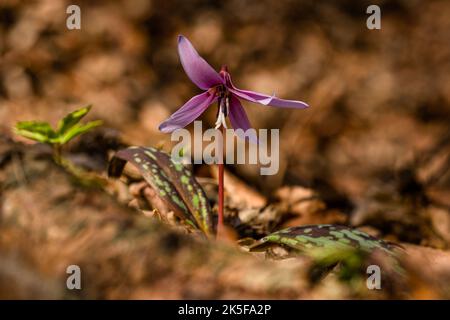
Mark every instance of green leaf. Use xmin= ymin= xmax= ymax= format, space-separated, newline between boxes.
xmin=14 ymin=129 xmax=50 ymax=143
xmin=14 ymin=106 xmax=101 ymax=145
xmin=57 ymin=120 xmax=103 ymax=144
xmin=250 ymin=224 xmax=399 ymax=263
xmin=14 ymin=121 xmax=57 ymax=143
xmin=108 ymin=146 xmax=214 ymax=237
xmin=57 ymin=105 xmax=92 ymax=134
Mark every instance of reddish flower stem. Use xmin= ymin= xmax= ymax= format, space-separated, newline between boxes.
xmin=218 ymin=158 xmax=224 ymax=233
xmin=217 ymin=125 xmax=225 ymax=235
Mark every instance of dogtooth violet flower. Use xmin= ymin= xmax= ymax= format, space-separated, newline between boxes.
xmin=158 ymin=35 xmax=309 ymax=140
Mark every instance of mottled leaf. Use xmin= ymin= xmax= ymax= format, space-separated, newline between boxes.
xmin=108 ymin=146 xmax=214 ymax=236
xmin=250 ymin=224 xmax=399 ymax=262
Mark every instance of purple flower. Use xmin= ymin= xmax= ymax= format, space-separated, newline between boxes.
xmin=159 ymin=35 xmax=309 ymax=140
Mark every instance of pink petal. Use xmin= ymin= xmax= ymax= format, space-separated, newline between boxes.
xmin=159 ymin=91 xmax=217 ymax=133
xmin=178 ymin=35 xmax=224 ymax=90
xmin=228 ymin=95 xmax=258 ymax=143
xmin=225 ymin=73 xmax=308 ymax=109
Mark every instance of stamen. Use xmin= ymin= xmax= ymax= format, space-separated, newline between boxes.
xmin=215 ymin=99 xmax=228 ymax=129
xmin=224 ymin=97 xmax=230 ymax=117
xmin=221 ymin=112 xmax=227 ymax=128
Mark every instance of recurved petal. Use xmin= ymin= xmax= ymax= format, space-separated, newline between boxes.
xmin=228 ymin=95 xmax=258 ymax=143
xmin=230 ymin=88 xmax=309 ymax=109
xmin=159 ymin=91 xmax=217 ymax=133
xmin=224 ymin=73 xmax=308 ymax=109
xmin=178 ymin=35 xmax=224 ymax=90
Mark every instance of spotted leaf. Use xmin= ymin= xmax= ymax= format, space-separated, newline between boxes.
xmin=108 ymin=146 xmax=214 ymax=236
xmin=250 ymin=224 xmax=400 ymax=263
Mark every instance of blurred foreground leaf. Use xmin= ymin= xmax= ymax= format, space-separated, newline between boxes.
xmin=250 ymin=224 xmax=402 ymax=278
xmin=108 ymin=146 xmax=214 ymax=237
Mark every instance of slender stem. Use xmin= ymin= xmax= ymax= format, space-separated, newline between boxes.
xmin=218 ymin=153 xmax=224 ymax=234
xmin=217 ymin=125 xmax=225 ymax=235
xmin=52 ymin=143 xmax=62 ymax=165
xmin=51 ymin=143 xmax=106 ymax=187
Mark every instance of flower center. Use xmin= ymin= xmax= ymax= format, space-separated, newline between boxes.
xmin=214 ymin=65 xmax=231 ymax=129
xmin=215 ymin=89 xmax=229 ymax=129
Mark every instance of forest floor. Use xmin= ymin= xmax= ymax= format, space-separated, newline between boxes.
xmin=1 ymin=0 xmax=449 ymax=299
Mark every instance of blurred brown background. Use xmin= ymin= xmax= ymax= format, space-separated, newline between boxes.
xmin=1 ymin=0 xmax=450 ymax=299
xmin=1 ymin=0 xmax=450 ymax=233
